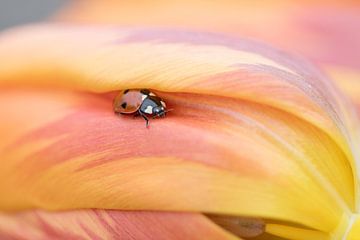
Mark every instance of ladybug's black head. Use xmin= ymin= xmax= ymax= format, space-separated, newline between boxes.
xmin=153 ymin=106 xmax=166 ymax=118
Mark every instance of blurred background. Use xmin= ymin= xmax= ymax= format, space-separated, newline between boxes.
xmin=0 ymin=0 xmax=67 ymax=30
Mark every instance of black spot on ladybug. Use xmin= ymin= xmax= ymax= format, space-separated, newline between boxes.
xmin=124 ymin=89 xmax=130 ymax=94
xmin=121 ymin=102 xmax=127 ymax=109
xmin=140 ymin=89 xmax=150 ymax=95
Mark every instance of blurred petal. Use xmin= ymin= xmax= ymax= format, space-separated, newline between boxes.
xmin=0 ymin=24 xmax=359 ymax=239
xmin=55 ymin=1 xmax=360 ymax=69
xmin=0 ymin=210 xmax=237 ymax=240
xmin=347 ymin=214 xmax=360 ymax=240
xmin=326 ymin=66 xmax=360 ymax=107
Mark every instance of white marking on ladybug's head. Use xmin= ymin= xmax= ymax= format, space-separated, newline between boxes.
xmin=149 ymin=92 xmax=156 ymax=96
xmin=160 ymin=101 xmax=166 ymax=107
xmin=144 ymin=105 xmax=153 ymax=114
xmin=141 ymin=94 xmax=147 ymax=101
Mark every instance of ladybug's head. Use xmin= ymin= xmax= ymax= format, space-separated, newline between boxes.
xmin=153 ymin=106 xmax=166 ymax=118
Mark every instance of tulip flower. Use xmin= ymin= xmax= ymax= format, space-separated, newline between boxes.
xmin=0 ymin=1 xmax=360 ymax=240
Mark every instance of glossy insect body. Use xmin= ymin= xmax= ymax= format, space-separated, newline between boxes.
xmin=113 ymin=89 xmax=168 ymax=127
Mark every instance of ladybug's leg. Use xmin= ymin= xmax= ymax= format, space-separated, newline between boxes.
xmin=139 ymin=111 xmax=149 ymax=128
xmin=133 ymin=111 xmax=140 ymax=118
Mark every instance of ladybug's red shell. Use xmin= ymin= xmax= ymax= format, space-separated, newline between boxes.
xmin=113 ymin=89 xmax=145 ymax=114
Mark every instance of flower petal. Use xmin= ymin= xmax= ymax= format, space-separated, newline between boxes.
xmin=0 ymin=210 xmax=237 ymax=240
xmin=0 ymin=24 xmax=356 ymax=156
xmin=0 ymin=25 xmax=359 ymax=238
xmin=0 ymin=88 xmax=350 ymax=235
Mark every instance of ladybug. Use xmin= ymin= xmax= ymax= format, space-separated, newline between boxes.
xmin=113 ymin=89 xmax=169 ymax=127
